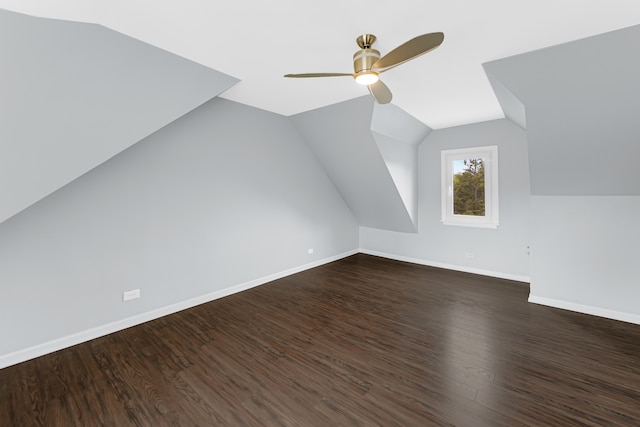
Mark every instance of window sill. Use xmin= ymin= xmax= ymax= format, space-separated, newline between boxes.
xmin=441 ymin=220 xmax=499 ymax=229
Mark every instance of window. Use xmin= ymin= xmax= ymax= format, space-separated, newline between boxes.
xmin=441 ymin=146 xmax=499 ymax=228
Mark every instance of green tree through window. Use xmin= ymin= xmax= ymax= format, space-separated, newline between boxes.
xmin=453 ymin=158 xmax=485 ymax=216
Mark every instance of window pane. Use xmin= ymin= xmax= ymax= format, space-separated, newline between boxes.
xmin=441 ymin=146 xmax=497 ymax=228
xmin=453 ymin=158 xmax=485 ymax=216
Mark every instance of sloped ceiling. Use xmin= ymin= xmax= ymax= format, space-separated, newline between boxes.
xmin=0 ymin=9 xmax=238 ymax=223
xmin=484 ymin=24 xmax=640 ymax=196
xmin=1 ymin=1 xmax=638 ymax=130
xmin=291 ymin=97 xmax=422 ymax=233
xmin=371 ymin=104 xmax=431 ymax=226
xmin=1 ymin=4 xmax=639 ymax=226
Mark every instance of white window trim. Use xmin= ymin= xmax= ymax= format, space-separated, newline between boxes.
xmin=440 ymin=145 xmax=499 ymax=229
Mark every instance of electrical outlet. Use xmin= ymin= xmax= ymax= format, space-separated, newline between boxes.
xmin=122 ymin=289 xmax=140 ymax=301
xmin=308 ymin=248 xmax=314 ymax=255
xmin=465 ymin=252 xmax=475 ymax=258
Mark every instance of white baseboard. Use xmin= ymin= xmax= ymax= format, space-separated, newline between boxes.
xmin=0 ymin=249 xmax=359 ymax=370
xmin=360 ymin=249 xmax=530 ymax=283
xmin=528 ymin=295 xmax=640 ymax=326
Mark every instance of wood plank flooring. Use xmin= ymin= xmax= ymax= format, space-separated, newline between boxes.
xmin=1 ymin=254 xmax=639 ymax=426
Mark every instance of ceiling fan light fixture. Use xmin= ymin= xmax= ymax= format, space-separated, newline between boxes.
xmin=354 ymin=71 xmax=379 ymax=86
xmin=284 ymin=32 xmax=444 ymax=103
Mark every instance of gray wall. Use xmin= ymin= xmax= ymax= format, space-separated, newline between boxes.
xmin=484 ymin=24 xmax=640 ymax=323
xmin=0 ymin=98 xmax=358 ymax=360
xmin=372 ymin=132 xmax=419 ymax=225
xmin=360 ymin=119 xmax=531 ymax=281
xmin=529 ymin=197 xmax=640 ymax=322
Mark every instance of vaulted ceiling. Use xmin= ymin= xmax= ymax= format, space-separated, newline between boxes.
xmin=0 ymin=9 xmax=237 ymax=224
xmin=1 ymin=1 xmax=639 ymax=129
xmin=484 ymin=24 xmax=640 ymax=196
xmin=1 ymin=2 xmax=639 ymax=228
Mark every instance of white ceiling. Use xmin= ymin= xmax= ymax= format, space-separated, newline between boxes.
xmin=1 ymin=0 xmax=639 ymax=129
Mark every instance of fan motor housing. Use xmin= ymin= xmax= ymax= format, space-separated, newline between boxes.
xmin=353 ymin=48 xmax=380 ymax=74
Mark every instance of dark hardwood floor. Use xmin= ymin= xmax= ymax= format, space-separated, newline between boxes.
xmin=2 ymin=254 xmax=640 ymax=426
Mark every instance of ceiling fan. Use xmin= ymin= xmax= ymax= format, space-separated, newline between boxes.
xmin=284 ymin=32 xmax=444 ymax=104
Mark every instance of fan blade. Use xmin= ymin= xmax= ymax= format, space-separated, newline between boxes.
xmin=368 ymin=80 xmax=392 ymax=104
xmin=284 ymin=73 xmax=353 ymax=78
xmin=373 ymin=32 xmax=444 ymax=73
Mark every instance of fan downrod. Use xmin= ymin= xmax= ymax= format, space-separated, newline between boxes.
xmin=356 ymin=34 xmax=377 ymax=49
